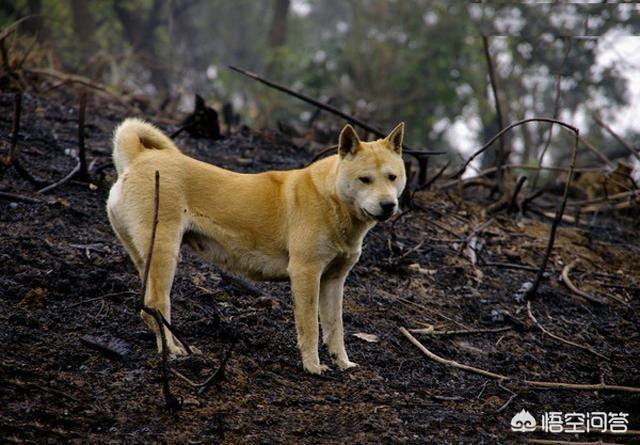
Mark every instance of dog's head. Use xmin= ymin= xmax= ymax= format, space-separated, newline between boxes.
xmin=335 ymin=123 xmax=407 ymax=222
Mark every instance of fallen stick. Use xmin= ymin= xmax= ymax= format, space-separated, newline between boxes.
xmin=481 ymin=261 xmax=539 ymax=273
xmin=6 ymin=379 xmax=80 ymax=403
xmin=571 ymin=189 xmax=640 ymax=207
xmin=0 ymin=190 xmax=44 ymax=204
xmin=26 ymin=68 xmax=128 ymax=106
xmin=440 ymin=164 xmax=603 ymax=190
xmin=409 ymin=326 xmax=511 ymax=336
xmin=399 ymin=327 xmax=640 ymax=393
xmin=560 ymin=260 xmax=607 ymax=305
xmin=197 ymin=342 xmax=234 ymax=395
xmin=37 ymin=163 xmax=80 ymax=194
xmin=526 ymin=300 xmax=607 ymax=360
xmin=528 ymin=440 xmax=623 ymax=445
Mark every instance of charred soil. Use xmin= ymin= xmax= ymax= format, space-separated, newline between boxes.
xmin=1 ymin=91 xmax=639 ymax=444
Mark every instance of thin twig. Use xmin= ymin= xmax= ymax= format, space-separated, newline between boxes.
xmin=481 ymin=262 xmax=539 ymax=273
xmin=0 ymin=190 xmax=44 ymax=204
xmin=524 ymin=125 xmax=579 ymax=301
xmin=526 ymin=300 xmax=607 ymax=360
xmin=400 ymin=327 xmax=640 ymax=393
xmin=197 ymin=342 xmax=234 ymax=395
xmin=409 ymin=326 xmax=511 ymax=336
xmin=77 ymin=92 xmax=89 ymax=180
xmin=593 ymin=113 xmax=640 ymax=163
xmin=482 ymin=35 xmax=507 ymax=192
xmin=138 ymin=171 xmax=180 ymax=410
xmin=570 ymin=189 xmax=640 ymax=207
xmin=25 ymin=68 xmax=129 ymax=106
xmin=528 ymin=440 xmax=624 ymax=445
xmin=228 ymin=65 xmax=444 ymax=159
xmin=0 ymin=15 xmax=38 ymax=42
xmin=449 ymin=117 xmax=578 ymax=180
xmin=4 ymin=91 xmax=22 ymax=166
xmin=561 ymin=260 xmax=607 ymax=305
xmin=580 ymin=136 xmax=614 ymax=167
xmin=507 ymin=175 xmax=527 ymax=213
xmin=305 ymin=144 xmax=338 ymax=167
xmin=6 ymin=379 xmax=80 ymax=403
xmin=37 ymin=163 xmax=81 ymax=194
xmin=532 ymin=37 xmax=571 ymax=190
xmin=419 ymin=161 xmax=450 ymax=191
xmin=440 ymin=164 xmax=603 ymax=190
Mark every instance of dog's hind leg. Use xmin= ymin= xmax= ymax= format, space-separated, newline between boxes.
xmin=138 ymin=222 xmax=187 ymax=356
xmin=108 ymin=208 xmax=145 ymax=274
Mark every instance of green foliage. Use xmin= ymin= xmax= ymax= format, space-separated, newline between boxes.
xmin=0 ymin=0 xmax=638 ymax=163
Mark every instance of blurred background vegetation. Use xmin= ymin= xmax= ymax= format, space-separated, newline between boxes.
xmin=1 ymin=0 xmax=640 ymax=170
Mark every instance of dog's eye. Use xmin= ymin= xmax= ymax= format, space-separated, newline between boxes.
xmin=388 ymin=174 xmax=397 ymax=182
xmin=359 ymin=176 xmax=371 ymax=184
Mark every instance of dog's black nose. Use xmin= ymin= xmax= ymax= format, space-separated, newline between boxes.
xmin=379 ymin=202 xmax=396 ymax=218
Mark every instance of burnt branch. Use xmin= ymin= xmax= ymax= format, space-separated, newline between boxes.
xmin=3 ymin=91 xmax=22 ymax=166
xmin=38 ymin=92 xmax=91 ymax=193
xmin=77 ymin=92 xmax=89 ymax=180
xmin=227 ymin=65 xmax=444 ymax=159
xmin=449 ymin=117 xmax=579 ymax=180
xmin=593 ymin=112 xmax=640 ymax=163
xmin=532 ymin=37 xmax=572 ymax=189
xmin=400 ymin=327 xmax=640 ymax=393
xmin=524 ymin=127 xmax=579 ymax=301
xmin=138 ymin=171 xmax=181 ymax=411
xmin=481 ymin=36 xmax=507 ymax=191
xmin=526 ymin=300 xmax=607 ymax=360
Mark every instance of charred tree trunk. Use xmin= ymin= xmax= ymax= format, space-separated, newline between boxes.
xmin=266 ymin=0 xmax=290 ymax=76
xmin=70 ymin=0 xmax=96 ymax=74
xmin=112 ymin=0 xmax=169 ymax=96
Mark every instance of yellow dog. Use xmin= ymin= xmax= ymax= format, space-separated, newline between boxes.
xmin=107 ymin=119 xmax=406 ymax=373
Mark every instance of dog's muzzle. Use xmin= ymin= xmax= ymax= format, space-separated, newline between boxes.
xmin=364 ymin=202 xmax=396 ymax=222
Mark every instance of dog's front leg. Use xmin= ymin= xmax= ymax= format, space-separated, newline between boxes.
xmin=319 ymin=257 xmax=358 ymax=370
xmin=288 ymin=262 xmax=328 ymax=374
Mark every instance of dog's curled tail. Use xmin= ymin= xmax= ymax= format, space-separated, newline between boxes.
xmin=112 ymin=118 xmax=178 ymax=175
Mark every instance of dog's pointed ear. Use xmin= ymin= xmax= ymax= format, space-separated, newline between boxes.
xmin=385 ymin=122 xmax=404 ymax=154
xmin=338 ymin=124 xmax=361 ymax=158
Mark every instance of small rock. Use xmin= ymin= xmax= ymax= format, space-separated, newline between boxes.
xmin=513 ymin=281 xmax=533 ymax=303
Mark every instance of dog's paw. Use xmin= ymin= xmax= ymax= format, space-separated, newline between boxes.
xmin=335 ymin=359 xmax=359 ymax=370
xmin=304 ymin=362 xmax=331 ymax=375
xmin=165 ymin=341 xmax=189 ymax=358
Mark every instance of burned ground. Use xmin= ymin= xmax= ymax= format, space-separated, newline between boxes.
xmin=1 ymin=91 xmax=639 ymax=444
